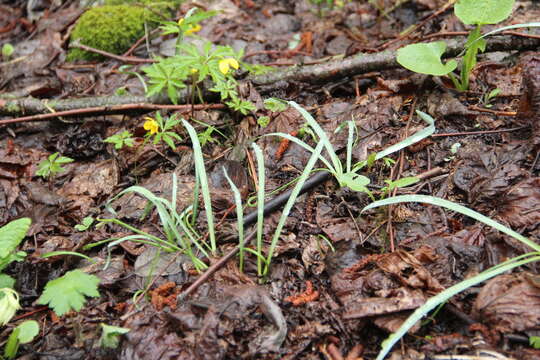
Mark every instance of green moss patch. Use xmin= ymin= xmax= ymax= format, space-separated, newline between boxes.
xmin=68 ymin=4 xmax=174 ymax=61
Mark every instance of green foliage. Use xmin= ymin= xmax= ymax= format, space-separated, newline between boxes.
xmin=100 ymin=323 xmax=130 ymax=349
xmin=37 ymin=269 xmax=100 ymax=316
xmin=104 ymin=131 xmax=136 ymax=150
xmin=530 ymin=336 xmax=540 ymax=349
xmin=226 ymin=97 xmax=257 ymax=115
xmin=264 ymin=98 xmax=289 ymax=112
xmin=396 ymin=0 xmax=515 ymax=91
xmin=35 ymin=152 xmax=74 ymax=179
xmin=74 ymin=216 xmax=94 ymax=232
xmin=257 ymin=116 xmax=271 ymax=128
xmin=4 ymin=320 xmax=39 ymax=359
xmin=396 ymin=42 xmax=457 ymax=76
xmin=67 ymin=5 xmax=164 ymax=61
xmin=482 ymin=88 xmax=501 ymax=108
xmin=141 ymin=9 xmax=263 ymax=114
xmin=380 ymin=176 xmax=419 ymax=199
xmin=2 ymin=43 xmax=14 ymax=59
xmin=0 ymin=218 xmax=30 ymax=273
xmin=454 ymin=0 xmax=514 ymax=25
xmin=145 ymin=112 xmax=182 ymax=150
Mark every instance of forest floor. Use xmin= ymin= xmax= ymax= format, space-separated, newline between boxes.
xmin=1 ymin=0 xmax=540 ymax=359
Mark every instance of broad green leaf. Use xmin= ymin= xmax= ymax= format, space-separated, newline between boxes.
xmin=0 ymin=218 xmax=31 ymax=259
xmin=338 ymin=172 xmax=371 ymax=192
xmin=37 ymin=269 xmax=100 ymax=316
xmin=396 ymin=41 xmax=457 ymax=76
xmin=454 ymin=0 xmax=515 ymax=25
xmin=16 ymin=320 xmax=39 ymax=344
xmin=0 ymin=274 xmax=15 ymax=289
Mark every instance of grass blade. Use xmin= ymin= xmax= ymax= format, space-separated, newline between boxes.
xmin=375 ymin=252 xmax=540 ymax=360
xmin=182 ymin=119 xmax=217 ymax=254
xmin=263 ymin=140 xmax=325 ymax=277
xmin=374 ymin=110 xmax=435 ymax=161
xmin=252 ymin=142 xmax=266 ymax=278
xmin=222 ymin=167 xmax=245 ymax=272
xmin=362 ymin=194 xmax=540 ymax=252
xmin=289 ymin=101 xmax=342 ymax=174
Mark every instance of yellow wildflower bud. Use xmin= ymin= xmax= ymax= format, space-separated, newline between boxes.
xmin=218 ymin=58 xmax=239 ymax=75
xmin=191 ymin=68 xmax=198 ymax=74
xmin=143 ymin=117 xmax=159 ymax=135
xmin=184 ymin=24 xmax=201 ymax=36
xmin=178 ymin=18 xmax=184 ymax=26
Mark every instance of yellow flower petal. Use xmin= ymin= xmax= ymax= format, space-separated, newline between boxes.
xmin=184 ymin=24 xmax=201 ymax=36
xmin=218 ymin=58 xmax=239 ymax=75
xmin=178 ymin=18 xmax=184 ymax=26
xmin=143 ymin=118 xmax=159 ymax=135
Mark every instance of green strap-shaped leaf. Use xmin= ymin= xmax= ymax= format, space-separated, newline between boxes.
xmin=396 ymin=41 xmax=457 ymax=76
xmin=455 ymin=0 xmax=515 ymax=25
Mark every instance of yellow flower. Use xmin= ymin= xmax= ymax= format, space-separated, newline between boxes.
xmin=219 ymin=58 xmax=239 ymax=75
xmin=177 ymin=18 xmax=201 ymax=35
xmin=184 ymin=24 xmax=201 ymax=35
xmin=143 ymin=117 xmax=159 ymax=135
xmin=191 ymin=68 xmax=198 ymax=74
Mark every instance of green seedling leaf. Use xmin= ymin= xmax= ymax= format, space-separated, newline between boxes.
xmin=2 ymin=43 xmax=14 ymax=59
xmin=455 ymin=0 xmax=515 ymax=25
xmin=338 ymin=172 xmax=371 ymax=192
xmin=100 ymin=323 xmax=130 ymax=349
xmin=0 ymin=218 xmax=31 ymax=259
xmin=16 ymin=320 xmax=39 ymax=344
xmin=530 ymin=336 xmax=540 ymax=349
xmin=4 ymin=319 xmax=39 ymax=359
xmin=37 ymin=269 xmax=100 ymax=316
xmin=264 ymin=98 xmax=288 ymax=112
xmin=396 ymin=41 xmax=457 ymax=76
xmin=75 ymin=216 xmax=94 ymax=232
xmin=257 ymin=116 xmax=271 ymax=127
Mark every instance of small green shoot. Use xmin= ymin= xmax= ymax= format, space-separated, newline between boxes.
xmin=380 ymin=176 xmax=419 ymax=199
xmin=530 ymin=336 xmax=540 ymax=349
xmin=75 ymin=216 xmax=94 ymax=232
xmin=104 ymin=131 xmax=136 ymax=150
xmin=2 ymin=43 xmax=14 ymax=59
xmin=36 ymin=152 xmax=74 ymax=180
xmin=481 ymin=88 xmax=501 ymax=108
xmin=100 ymin=323 xmax=130 ymax=349
xmin=144 ymin=112 xmax=182 ymax=150
xmin=226 ymin=97 xmax=257 ymax=115
xmin=257 ymin=116 xmax=271 ymax=128
xmin=264 ymin=98 xmax=289 ymax=112
xmin=4 ymin=320 xmax=39 ymax=359
xmin=37 ymin=269 xmax=100 ymax=317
